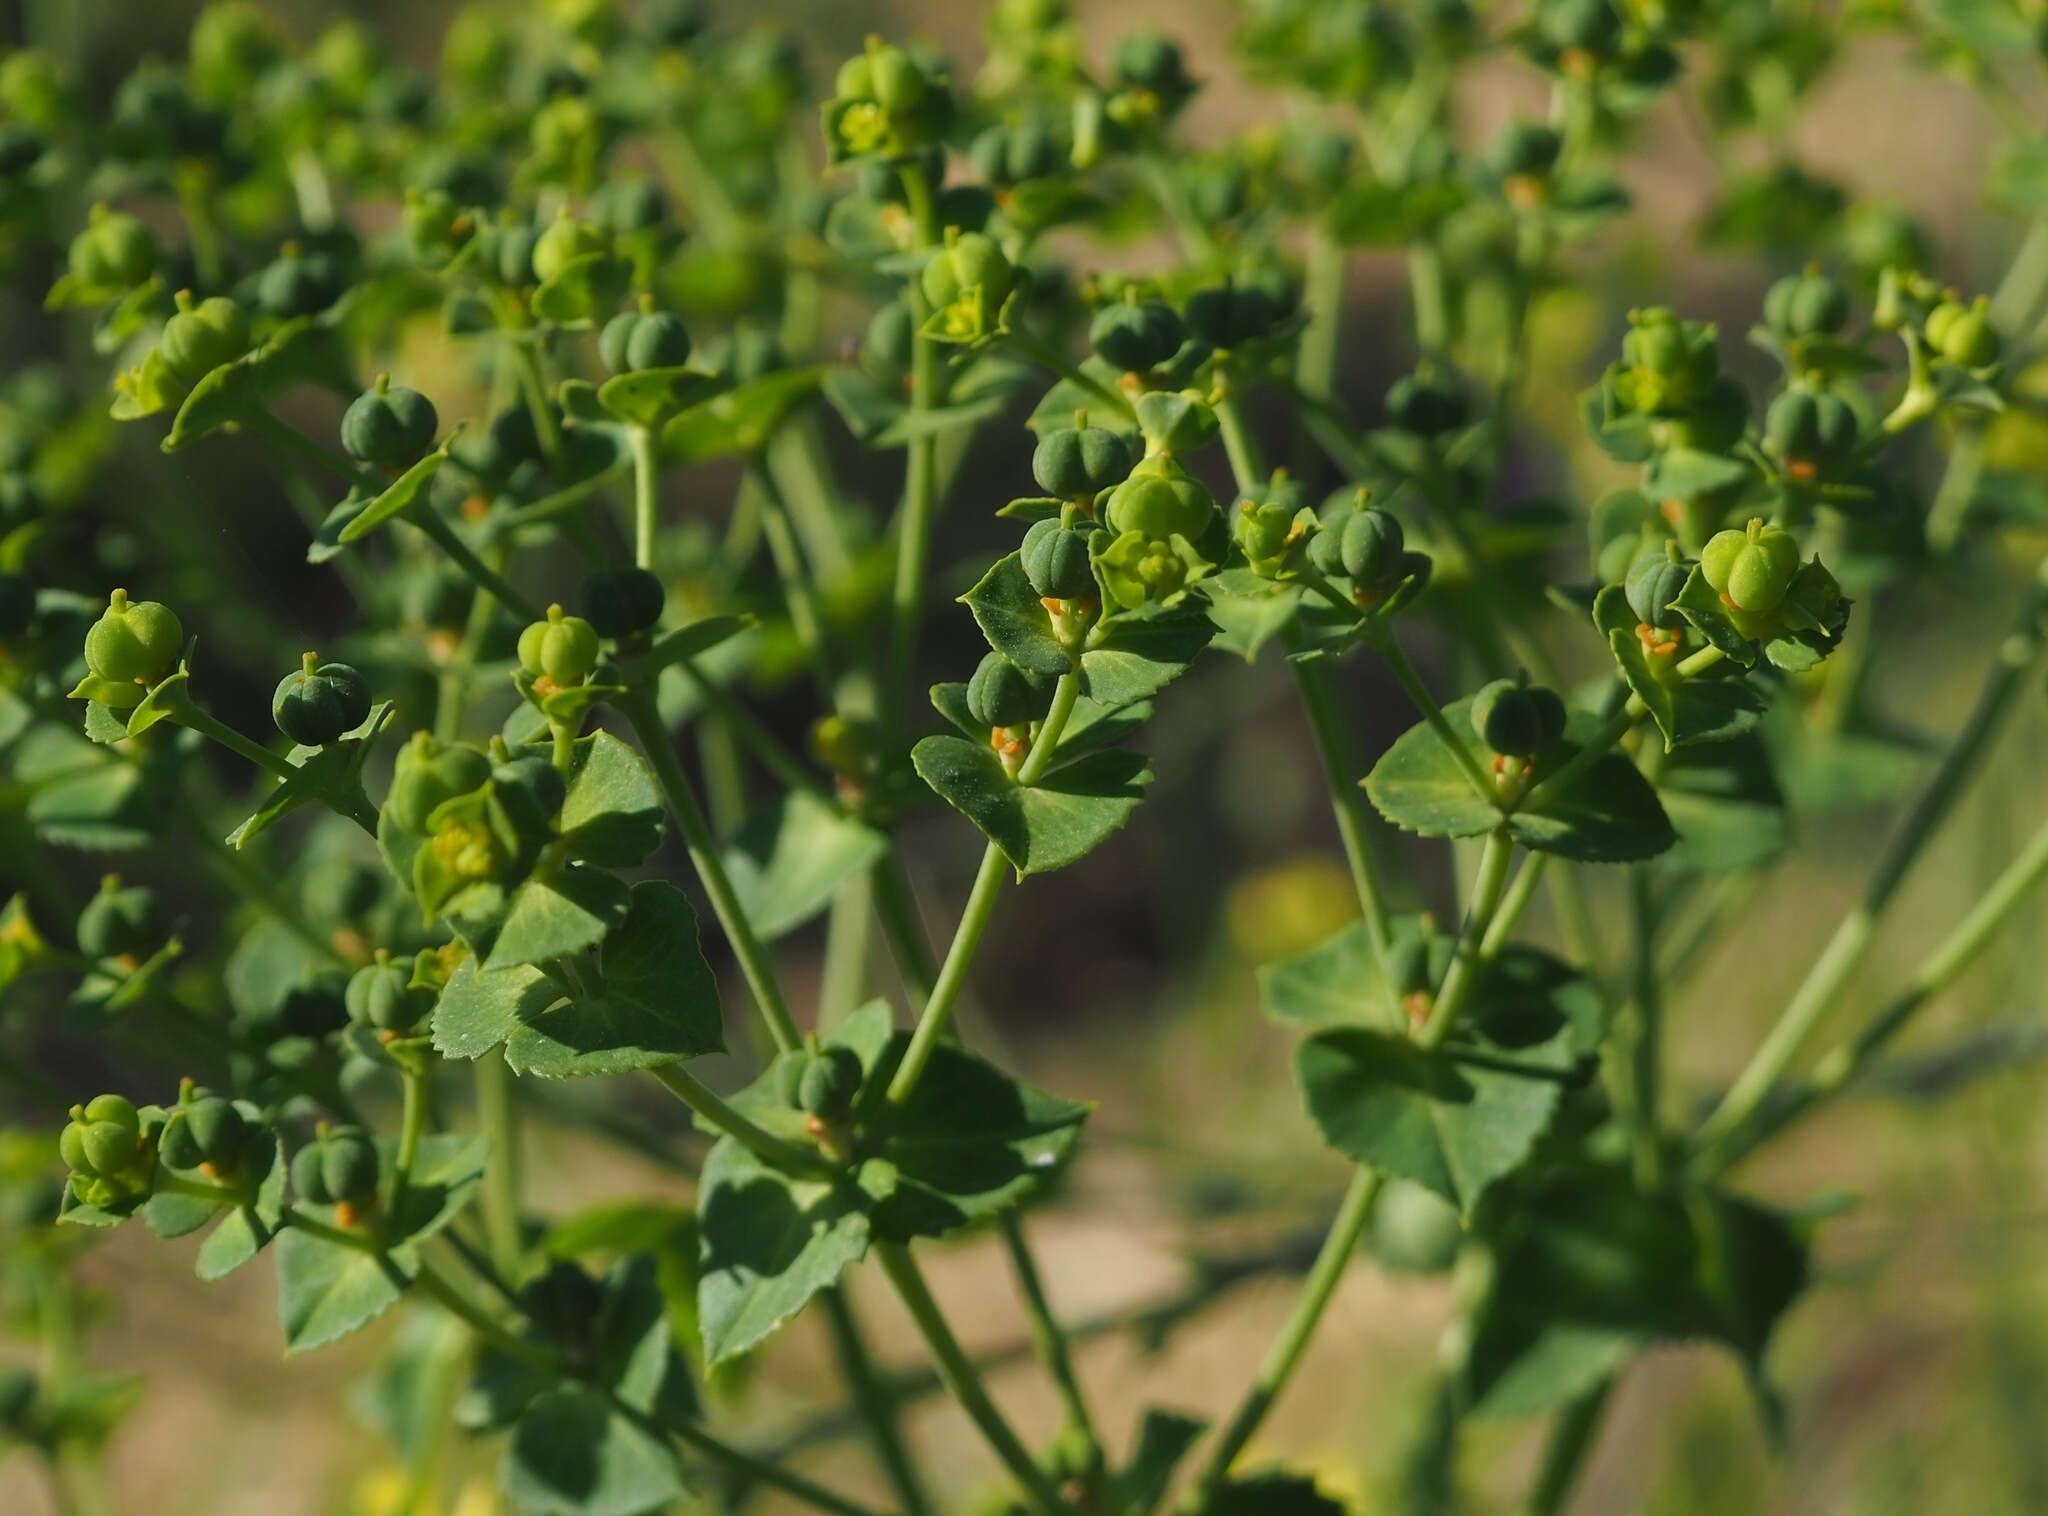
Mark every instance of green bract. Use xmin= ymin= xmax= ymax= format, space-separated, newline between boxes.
xmin=517 ymin=603 xmax=602 ymax=687
xmin=386 ymin=732 xmax=492 ymax=834
xmin=83 ymin=588 xmax=181 ymax=686
xmin=341 ymin=377 xmax=438 ymax=467
xmin=1097 ymin=528 xmax=1211 ymax=610
xmin=272 ymin=655 xmax=371 ymax=746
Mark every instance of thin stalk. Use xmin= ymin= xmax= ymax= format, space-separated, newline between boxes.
xmin=1213 ymin=385 xmax=1269 ymax=494
xmin=661 ymin=1406 xmax=898 ymax=1516
xmin=619 ymin=688 xmax=802 ymax=1053
xmin=244 ymin=408 xmax=381 ymax=495
xmin=885 ymin=671 xmax=1082 ymax=1106
xmin=749 ymin=457 xmax=834 ymax=697
xmin=820 ymin=1288 xmax=936 ymax=1516
xmin=394 ymin=1062 xmax=429 ymax=1207
xmin=509 ymin=338 xmax=566 ymax=463
xmin=1004 ymin=329 xmax=1137 ymax=422
xmin=873 ymin=1240 xmax=1068 ymax=1515
xmin=1182 ymin=1169 xmax=1384 ymax=1506
xmin=999 ymin=1214 xmax=1113 ymax=1504
xmin=873 ymin=857 xmax=938 ymax=1005
xmin=1619 ymin=867 xmax=1663 ymax=1190
xmin=630 ymin=425 xmax=661 ymax=569
xmin=1514 ymin=1379 xmax=1613 ymax=1516
xmin=172 ymin=704 xmax=298 ymax=783
xmin=1420 ymin=826 xmax=1518 ymax=1048
xmin=407 ymin=506 xmax=543 ymax=623
xmin=1290 ymin=653 xmax=1396 ymax=1009
xmin=648 ymin=1063 xmax=824 ymax=1173
xmin=817 ymin=872 xmax=875 ymax=1032
xmin=476 ymin=1052 xmax=523 ymax=1280
xmin=1692 ymin=583 xmax=2048 ymax=1161
xmin=1702 ymin=803 xmax=2048 ymax=1174
xmin=675 ymin=658 xmax=827 ymax=799
xmin=1479 ymin=852 xmax=1550 ymax=960
xmin=883 ymin=167 xmax=944 ymax=739
xmin=1363 ymin=623 xmax=1496 ymax=803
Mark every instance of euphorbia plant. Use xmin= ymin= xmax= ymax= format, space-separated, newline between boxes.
xmin=4 ymin=1 xmax=2048 ymax=1514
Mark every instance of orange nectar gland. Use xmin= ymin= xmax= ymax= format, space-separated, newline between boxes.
xmin=1504 ymin=175 xmax=1547 ymax=212
xmin=1783 ymin=457 xmax=1820 ymax=482
xmin=1404 ymin=990 xmax=1433 ymax=1035
xmin=1659 ymin=499 xmax=1686 ymax=526
xmin=1491 ymin=753 xmax=1536 ymax=801
xmin=1636 ymin=622 xmax=1681 ymax=657
xmin=335 ymin=1200 xmax=363 ymax=1229
xmin=804 ymin=1113 xmax=852 ymax=1163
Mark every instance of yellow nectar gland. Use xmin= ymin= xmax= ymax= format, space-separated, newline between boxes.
xmin=335 ymin=1200 xmax=362 ymax=1229
xmin=1635 ymin=622 xmax=1680 ymax=657
xmin=1403 ymin=991 xmax=1432 ymax=1035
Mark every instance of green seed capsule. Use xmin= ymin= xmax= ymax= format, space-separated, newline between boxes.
xmin=1471 ymin=679 xmax=1567 ymax=758
xmin=76 ymin=876 xmax=165 ymax=959
xmin=1183 ymin=280 xmax=1281 ymax=350
xmin=273 ymin=655 xmax=371 ymax=746
xmin=1701 ymin=518 xmax=1800 ymax=613
xmin=1624 ymin=545 xmax=1692 ymax=630
xmin=158 ymin=291 xmax=249 ymax=381
xmin=599 ymin=309 xmax=692 ymax=374
xmin=493 ymin=752 xmax=568 ymax=830
xmin=346 ymin=955 xmax=436 ymax=1035
xmin=1386 ymin=373 xmax=1469 ymax=436
xmin=517 ymin=604 xmax=602 ymax=686
xmin=1032 ymin=423 xmax=1132 ymax=500
xmin=1489 ymin=120 xmax=1561 ymax=181
xmin=1102 ymin=457 xmax=1215 ymax=540
xmin=1762 ymin=390 xmax=1858 ymax=476
xmin=966 ymin=651 xmax=1055 ymax=729
xmin=175 ymin=1096 xmax=248 ymax=1169
xmin=798 ymin=1044 xmax=864 ymax=1122
xmin=580 ymin=567 xmax=666 ymax=639
xmin=1089 ymin=298 xmax=1183 ymax=374
xmin=297 ymin=1126 xmax=380 ymax=1205
xmin=386 ymin=733 xmax=493 ymax=834
xmin=1336 ymin=506 xmax=1405 ymax=587
xmin=256 ymin=248 xmax=345 ymax=318
xmin=289 ymin=1140 xmax=331 ymax=1203
xmin=67 ymin=204 xmax=157 ymax=289
xmin=84 ymin=588 xmax=182 ymax=685
xmin=1021 ymin=519 xmax=1099 ymax=601
xmin=1927 ymin=295 xmax=1997 ymax=367
xmin=1763 ymin=267 xmax=1850 ymax=339
xmin=341 ymin=377 xmax=438 ymax=467
xmin=531 ymin=208 xmax=611 ymax=284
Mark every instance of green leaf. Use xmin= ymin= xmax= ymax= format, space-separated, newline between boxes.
xmin=161 ymin=359 xmax=260 ymax=452
xmin=530 ymin=254 xmax=634 ymax=326
xmin=1670 ymin=564 xmax=1759 ymax=667
xmin=596 ymin=367 xmax=727 ymax=430
xmin=662 ymin=367 xmax=826 ymax=464
xmin=1202 ymin=1471 xmax=1350 ymax=1516
xmin=1593 ymin=586 xmax=1763 ymax=752
xmin=1656 ymin=735 xmax=1789 ymax=874
xmin=501 ymin=881 xmax=725 ymax=1077
xmin=1080 ymin=607 xmax=1219 ymax=707
xmin=722 ymin=790 xmax=888 ymax=941
xmin=1644 ymin=446 xmax=1751 ymax=501
xmin=227 ymin=742 xmax=357 ymax=849
xmin=337 ymin=449 xmax=448 ymax=543
xmin=1201 ymin=568 xmax=1303 ymax=661
xmin=481 ymin=865 xmax=634 ymax=973
xmin=912 ymin=735 xmax=1151 ymax=876
xmin=195 ymin=1132 xmax=289 ymax=1280
xmin=276 ymin=1229 xmax=413 ymax=1355
xmin=1118 ymin=1408 xmax=1208 ymax=1515
xmin=559 ymin=731 xmax=665 ymax=867
xmin=696 ymin=1137 xmax=885 ymax=1364
xmin=1295 ymin=1018 xmax=1574 ymax=1214
xmin=433 ymin=958 xmax=555 ymax=1061
xmin=961 ymin=552 xmax=1071 ymax=677
xmin=1364 ymin=698 xmax=1675 ymax=863
xmin=501 ymin=1387 xmax=687 ymax=1516
xmin=1258 ymin=916 xmax=1430 ymax=1029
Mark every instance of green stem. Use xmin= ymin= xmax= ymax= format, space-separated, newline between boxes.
xmin=1702 ymin=802 xmax=2048 ymax=1175
xmin=244 ymin=408 xmax=381 ymax=495
xmin=998 ymin=1214 xmax=1115 ymax=1507
xmin=675 ymin=658 xmax=827 ymax=799
xmin=476 ymin=1052 xmax=523 ymax=1280
xmin=1514 ymin=1379 xmax=1613 ymax=1516
xmin=1479 ymin=851 xmax=1549 ymax=960
xmin=394 ymin=1061 xmax=429 ymax=1209
xmin=415 ymin=1258 xmax=558 ymax=1372
xmin=885 ymin=671 xmax=1081 ymax=1107
xmin=1691 ymin=578 xmax=2048 ymax=1163
xmin=817 ymin=872 xmax=874 ymax=1032
xmin=749 ymin=457 xmax=834 ymax=696
xmin=618 ymin=688 xmax=802 ymax=1053
xmin=1004 ymin=329 xmax=1137 ymax=422
xmin=820 ymin=1288 xmax=937 ymax=1516
xmin=1620 ymin=867 xmax=1663 ymax=1191
xmin=873 ymin=856 xmax=938 ymax=1005
xmin=509 ymin=338 xmax=566 ymax=464
xmin=873 ymin=1240 xmax=1068 ymax=1515
xmin=630 ymin=425 xmax=661 ymax=569
xmin=1289 ymin=654 xmax=1397 ymax=1016
xmin=1182 ymin=1168 xmax=1384 ymax=1506
xmin=647 ymin=1063 xmax=824 ymax=1173
xmin=172 ymin=704 xmax=297 ymax=783
xmin=1212 ymin=385 xmax=1268 ymax=494
xmin=407 ymin=505 xmax=543 ymax=623
xmin=883 ymin=169 xmax=944 ymax=740
xmin=660 ymin=1404 xmax=897 ymax=1516
xmin=1364 ymin=624 xmax=1497 ymax=804
xmin=1420 ymin=825 xmax=1517 ymax=1048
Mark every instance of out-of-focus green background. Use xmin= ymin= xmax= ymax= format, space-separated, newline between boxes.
xmin=7 ymin=2 xmax=2048 ymax=1514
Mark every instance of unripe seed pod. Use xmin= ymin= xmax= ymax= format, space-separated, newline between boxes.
xmin=966 ymin=651 xmax=1055 ymax=729
xmin=386 ymin=733 xmax=493 ymax=833
xmin=1183 ymin=280 xmax=1281 ymax=349
xmin=273 ymin=655 xmax=371 ymax=746
xmin=1763 ymin=390 xmax=1858 ymax=475
xmin=531 ymin=208 xmax=611 ymax=284
xmin=919 ymin=230 xmax=1012 ymax=311
xmin=84 ymin=588 xmax=182 ymax=685
xmin=1386 ymin=373 xmax=1469 ymax=436
xmin=158 ymin=291 xmax=249 ymax=381
xmin=278 ymin=977 xmax=350 ymax=1039
xmin=599 ymin=309 xmax=693 ymax=374
xmin=1471 ymin=678 xmax=1567 ymax=757
xmin=67 ymin=204 xmax=157 ymax=289
xmin=454 ymin=405 xmax=545 ymax=485
xmin=1763 ymin=267 xmax=1850 ymax=339
xmin=1110 ymin=32 xmax=1192 ymax=96
xmin=1102 ymin=459 xmax=1215 ymax=540
xmin=256 ymin=248 xmax=345 ymax=318
xmin=341 ymin=376 xmax=438 ymax=467
xmin=289 ymin=1140 xmax=331 ymax=1203
xmin=1021 ymin=519 xmax=1099 ymax=600
xmin=173 ymin=1096 xmax=248 ymax=1168
xmin=77 ymin=876 xmax=165 ymax=959
xmin=773 ymin=1048 xmax=814 ymax=1109
xmin=296 ymin=1126 xmax=379 ymax=1205
xmin=1032 ymin=422 xmax=1131 ymax=500
xmin=798 ymin=1044 xmax=863 ymax=1122
xmin=1489 ymin=120 xmax=1561 ymax=181
xmin=580 ymin=567 xmax=666 ymax=639
xmin=1624 ymin=545 xmax=1692 ymax=630
xmin=1701 ymin=518 xmax=1800 ymax=613
xmin=346 ymin=955 xmax=435 ymax=1034
xmin=1927 ymin=295 xmax=1997 ymax=367
xmin=517 ymin=604 xmax=602 ymax=686
xmin=1336 ymin=506 xmax=1405 ymax=587
xmin=1089 ymin=298 xmax=1183 ymax=374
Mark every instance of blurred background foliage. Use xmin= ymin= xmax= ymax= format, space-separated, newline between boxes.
xmin=5 ymin=1 xmax=2048 ymax=1514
